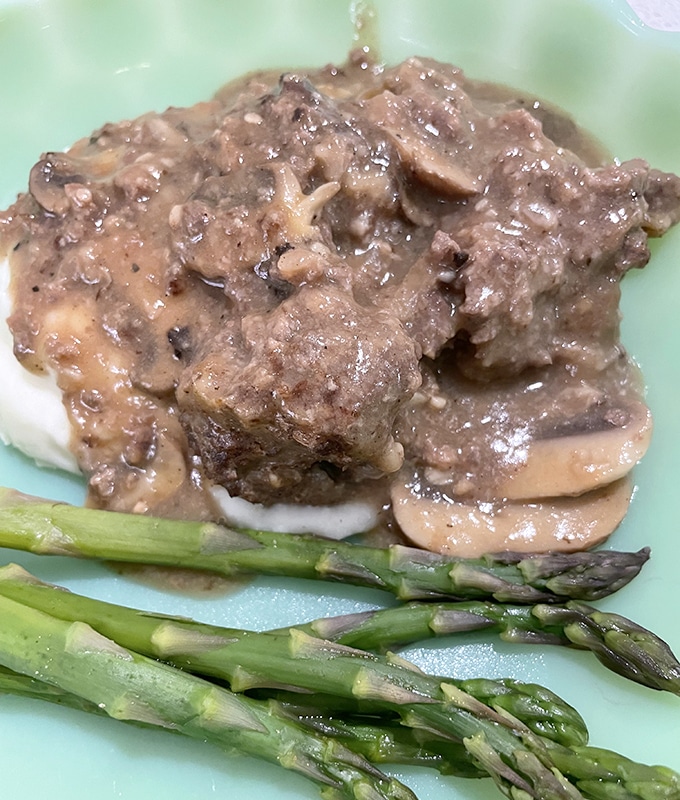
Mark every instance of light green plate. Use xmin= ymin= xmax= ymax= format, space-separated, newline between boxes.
xmin=1 ymin=1 xmax=679 ymax=798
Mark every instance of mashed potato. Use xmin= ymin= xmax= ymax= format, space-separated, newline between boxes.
xmin=0 ymin=258 xmax=78 ymax=473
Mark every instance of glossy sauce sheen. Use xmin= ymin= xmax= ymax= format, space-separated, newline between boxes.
xmin=2 ymin=54 xmax=679 ymax=552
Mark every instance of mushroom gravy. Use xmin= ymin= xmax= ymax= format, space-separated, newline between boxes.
xmin=2 ymin=53 xmax=679 ymax=554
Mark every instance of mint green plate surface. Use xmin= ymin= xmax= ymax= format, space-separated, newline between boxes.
xmin=1 ymin=1 xmax=679 ymax=798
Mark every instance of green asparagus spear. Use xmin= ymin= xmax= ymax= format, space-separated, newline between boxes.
xmin=295 ymin=601 xmax=680 ymax=694
xmin=0 ymin=596 xmax=416 ymax=800
xmin=0 ymin=663 xmax=483 ymax=778
xmin=545 ymin=742 xmax=680 ymax=800
xmin=0 ymin=487 xmax=648 ymax=602
xmin=0 ymin=663 xmax=102 ymax=715
xmin=247 ymin=676 xmax=586 ymax=754
xmin=289 ymin=709 xmax=680 ymax=800
xmin=283 ymin=707 xmax=483 ymax=778
xmin=0 ymin=562 xmax=588 ymax=748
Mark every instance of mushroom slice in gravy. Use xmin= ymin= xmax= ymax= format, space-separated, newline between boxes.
xmin=496 ymin=400 xmax=652 ymax=501
xmin=391 ymin=475 xmax=633 ymax=557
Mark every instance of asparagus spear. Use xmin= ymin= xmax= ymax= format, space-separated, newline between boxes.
xmin=252 ymin=678 xmax=586 ymax=751
xmin=0 ymin=487 xmax=648 ymax=602
xmin=285 ymin=707 xmax=484 ymax=778
xmin=0 ymin=596 xmax=416 ymax=800
xmin=289 ymin=709 xmax=680 ymax=800
xmin=545 ymin=742 xmax=680 ymax=800
xmin=0 ymin=662 xmax=483 ymax=778
xmin=0 ymin=663 xmax=102 ymax=715
xmin=294 ymin=601 xmax=680 ymax=695
xmin=0 ymin=562 xmax=588 ymax=748
xmin=4 ymin=557 xmax=677 ymax=704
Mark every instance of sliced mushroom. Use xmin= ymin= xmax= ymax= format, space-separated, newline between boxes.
xmin=388 ymin=132 xmax=480 ymax=197
xmin=496 ymin=400 xmax=652 ymax=501
xmin=390 ymin=475 xmax=633 ymax=558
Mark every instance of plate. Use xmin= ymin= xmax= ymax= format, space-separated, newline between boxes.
xmin=0 ymin=1 xmax=679 ymax=798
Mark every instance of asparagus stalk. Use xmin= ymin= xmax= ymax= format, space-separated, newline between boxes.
xmin=0 ymin=562 xmax=588 ymax=749
xmin=0 ymin=663 xmax=102 ymax=715
xmin=0 ymin=596 xmax=417 ymax=800
xmin=294 ymin=601 xmax=680 ymax=695
xmin=285 ymin=708 xmax=483 ymax=778
xmin=0 ymin=663 xmax=482 ymax=778
xmin=289 ymin=709 xmax=680 ymax=800
xmin=4 ymin=556 xmax=677 ymax=704
xmin=0 ymin=487 xmax=648 ymax=602
xmin=251 ymin=678 xmax=586 ymax=751
xmin=545 ymin=742 xmax=680 ymax=800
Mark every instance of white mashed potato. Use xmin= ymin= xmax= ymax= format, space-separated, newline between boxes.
xmin=0 ymin=258 xmax=78 ymax=473
xmin=0 ymin=257 xmax=377 ymax=538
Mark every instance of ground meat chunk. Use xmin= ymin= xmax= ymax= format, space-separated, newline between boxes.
xmin=178 ymin=285 xmax=421 ymax=502
xmin=449 ymin=152 xmax=655 ymax=376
